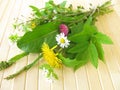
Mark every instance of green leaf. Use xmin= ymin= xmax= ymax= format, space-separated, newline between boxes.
xmin=58 ymin=54 xmax=80 ymax=67
xmin=29 ymin=5 xmax=41 ymax=17
xmin=58 ymin=54 xmax=88 ymax=70
xmin=45 ymin=0 xmax=54 ymax=9
xmin=89 ymin=43 xmax=98 ymax=68
xmin=69 ymin=17 xmax=98 ymax=43
xmin=58 ymin=54 xmax=78 ymax=67
xmin=69 ymin=33 xmax=89 ymax=43
xmin=68 ymin=41 xmax=89 ymax=53
xmin=73 ymin=60 xmax=88 ymax=71
xmin=29 ymin=5 xmax=40 ymax=12
xmin=69 ymin=22 xmax=84 ymax=35
xmin=75 ymin=48 xmax=89 ymax=61
xmin=95 ymin=32 xmax=113 ymax=44
xmin=17 ymin=22 xmax=60 ymax=53
xmin=94 ymin=41 xmax=105 ymax=62
xmin=59 ymin=1 xmax=66 ymax=8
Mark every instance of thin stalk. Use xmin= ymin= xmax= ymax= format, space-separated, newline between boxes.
xmin=0 ymin=52 xmax=29 ymax=71
xmin=5 ymin=54 xmax=42 ymax=80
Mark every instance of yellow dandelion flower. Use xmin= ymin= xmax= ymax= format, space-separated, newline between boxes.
xmin=42 ymin=43 xmax=62 ymax=68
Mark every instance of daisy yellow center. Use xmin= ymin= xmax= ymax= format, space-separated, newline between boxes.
xmin=60 ymin=38 xmax=65 ymax=43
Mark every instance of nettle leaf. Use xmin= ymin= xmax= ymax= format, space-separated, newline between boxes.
xmin=69 ymin=33 xmax=89 ymax=43
xmin=69 ymin=22 xmax=84 ymax=35
xmin=69 ymin=17 xmax=98 ymax=43
xmin=58 ymin=54 xmax=88 ymax=71
xmin=68 ymin=41 xmax=89 ymax=53
xmin=73 ymin=60 xmax=88 ymax=71
xmin=89 ymin=43 xmax=98 ymax=68
xmin=58 ymin=54 xmax=80 ymax=67
xmin=75 ymin=48 xmax=90 ymax=61
xmin=17 ymin=22 xmax=60 ymax=53
xmin=95 ymin=32 xmax=113 ymax=44
xmin=94 ymin=41 xmax=105 ymax=62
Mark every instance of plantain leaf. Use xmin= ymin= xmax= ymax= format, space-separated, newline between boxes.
xmin=89 ymin=42 xmax=98 ymax=68
xmin=95 ymin=32 xmax=113 ymax=44
xmin=17 ymin=22 xmax=60 ymax=53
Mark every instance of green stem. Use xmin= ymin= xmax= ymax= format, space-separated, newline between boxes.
xmin=0 ymin=52 xmax=29 ymax=71
xmin=5 ymin=54 xmax=42 ymax=80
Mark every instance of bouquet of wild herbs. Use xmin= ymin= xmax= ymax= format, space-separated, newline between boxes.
xmin=0 ymin=0 xmax=113 ymax=82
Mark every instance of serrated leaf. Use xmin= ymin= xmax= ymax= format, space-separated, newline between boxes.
xmin=68 ymin=41 xmax=89 ymax=53
xmin=89 ymin=43 xmax=98 ymax=68
xmin=94 ymin=41 xmax=105 ymax=62
xmin=69 ymin=22 xmax=84 ymax=35
xmin=58 ymin=54 xmax=88 ymax=70
xmin=69 ymin=33 xmax=89 ymax=43
xmin=74 ymin=60 xmax=88 ymax=71
xmin=69 ymin=17 xmax=98 ymax=43
xmin=75 ymin=48 xmax=89 ymax=61
xmin=17 ymin=22 xmax=60 ymax=53
xmin=82 ymin=17 xmax=98 ymax=35
xmin=95 ymin=32 xmax=113 ymax=44
xmin=58 ymin=54 xmax=80 ymax=67
xmin=83 ymin=25 xmax=98 ymax=35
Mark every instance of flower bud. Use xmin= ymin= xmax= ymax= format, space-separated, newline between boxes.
xmin=59 ymin=24 xmax=69 ymax=36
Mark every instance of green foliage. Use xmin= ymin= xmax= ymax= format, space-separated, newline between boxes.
xmin=29 ymin=5 xmax=41 ymax=17
xmin=93 ymin=1 xmax=113 ymax=17
xmin=2 ymin=0 xmax=113 ymax=80
xmin=69 ymin=22 xmax=84 ymax=35
xmin=65 ymin=16 xmax=113 ymax=68
xmin=9 ymin=34 xmax=20 ymax=42
xmin=94 ymin=41 xmax=104 ymax=61
xmin=68 ymin=41 xmax=89 ymax=53
xmin=17 ymin=22 xmax=60 ymax=53
xmin=95 ymin=32 xmax=113 ymax=44
xmin=58 ymin=54 xmax=88 ymax=70
xmin=88 ymin=42 xmax=98 ymax=68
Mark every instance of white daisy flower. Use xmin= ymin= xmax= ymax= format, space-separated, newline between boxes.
xmin=56 ymin=33 xmax=70 ymax=48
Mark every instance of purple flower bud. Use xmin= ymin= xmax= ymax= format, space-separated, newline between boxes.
xmin=59 ymin=24 xmax=69 ymax=36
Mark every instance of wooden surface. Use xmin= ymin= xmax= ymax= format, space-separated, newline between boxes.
xmin=0 ymin=0 xmax=120 ymax=90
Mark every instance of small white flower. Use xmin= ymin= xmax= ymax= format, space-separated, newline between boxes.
xmin=56 ymin=33 xmax=70 ymax=48
xmin=42 ymin=67 xmax=49 ymax=77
